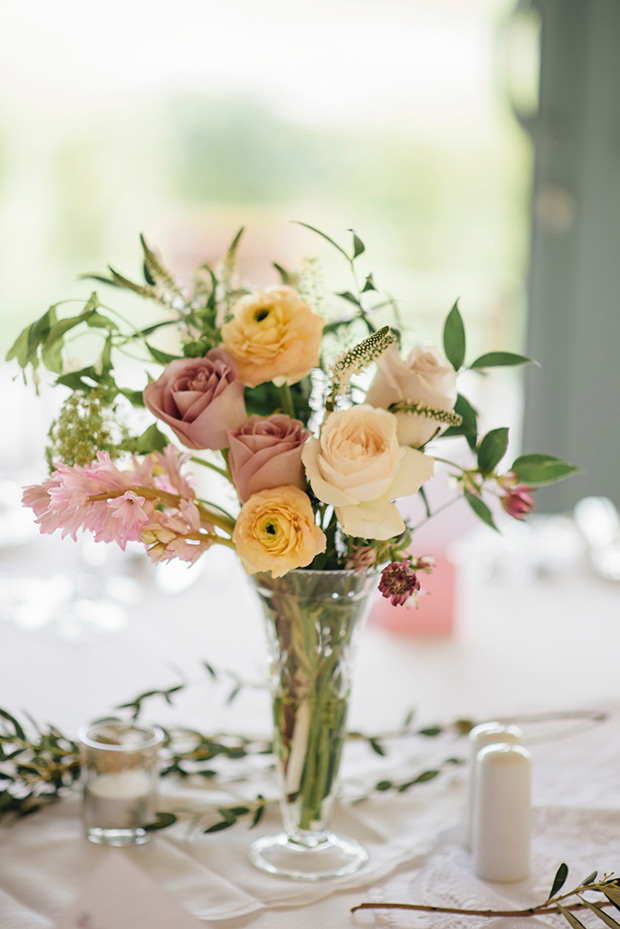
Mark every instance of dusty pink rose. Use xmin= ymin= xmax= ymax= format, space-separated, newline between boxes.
xmin=228 ymin=414 xmax=310 ymax=503
xmin=143 ymin=350 xmax=246 ymax=450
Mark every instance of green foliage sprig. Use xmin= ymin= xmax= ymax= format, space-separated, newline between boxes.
xmin=0 ymin=666 xmax=473 ymax=832
xmin=352 ymin=863 xmax=620 ymax=928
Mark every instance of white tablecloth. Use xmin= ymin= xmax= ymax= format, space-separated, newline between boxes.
xmin=1 ymin=530 xmax=620 ymax=927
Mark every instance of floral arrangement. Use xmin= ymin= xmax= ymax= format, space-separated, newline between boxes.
xmin=8 ymin=224 xmax=577 ymax=605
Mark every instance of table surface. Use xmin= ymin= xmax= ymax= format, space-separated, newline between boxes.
xmin=1 ymin=521 xmax=619 ymax=928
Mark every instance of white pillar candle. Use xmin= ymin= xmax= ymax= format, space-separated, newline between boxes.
xmin=472 ymin=743 xmax=531 ymax=883
xmin=84 ymin=771 xmax=154 ymax=830
xmin=467 ymin=722 xmax=522 ymax=848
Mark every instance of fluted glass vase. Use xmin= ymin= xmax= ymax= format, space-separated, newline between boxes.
xmin=248 ymin=568 xmax=378 ymax=881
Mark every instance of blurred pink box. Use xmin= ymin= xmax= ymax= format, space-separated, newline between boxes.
xmin=370 ymin=549 xmax=456 ymax=636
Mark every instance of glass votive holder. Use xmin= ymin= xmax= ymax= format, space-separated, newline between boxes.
xmin=79 ymin=721 xmax=164 ymax=847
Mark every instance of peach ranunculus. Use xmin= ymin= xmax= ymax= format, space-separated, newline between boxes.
xmin=143 ymin=350 xmax=246 ymax=451
xmin=232 ymin=485 xmax=326 ymax=577
xmin=302 ymin=405 xmax=434 ymax=540
xmin=228 ymin=414 xmax=311 ymax=504
xmin=220 ymin=286 xmax=324 ymax=388
xmin=366 ymin=344 xmax=457 ymax=448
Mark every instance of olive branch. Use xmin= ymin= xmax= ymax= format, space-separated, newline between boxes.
xmin=0 ymin=664 xmax=474 ymax=834
xmin=352 ymin=863 xmax=620 ymax=928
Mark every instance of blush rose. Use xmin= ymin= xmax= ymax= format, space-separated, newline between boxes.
xmin=143 ymin=349 xmax=246 ymax=450
xmin=302 ymin=404 xmax=434 ymax=540
xmin=228 ymin=414 xmax=310 ymax=503
xmin=232 ymin=485 xmax=326 ymax=577
xmin=220 ymin=286 xmax=324 ymax=388
xmin=366 ymin=344 xmax=457 ymax=448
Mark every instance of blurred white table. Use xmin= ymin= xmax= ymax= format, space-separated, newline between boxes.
xmin=1 ymin=530 xmax=620 ymax=928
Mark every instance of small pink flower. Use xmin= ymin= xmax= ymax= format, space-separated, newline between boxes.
xmin=501 ymin=484 xmax=535 ymax=521
xmin=379 ymin=559 xmax=421 ymax=607
xmin=108 ymin=491 xmax=149 ymax=531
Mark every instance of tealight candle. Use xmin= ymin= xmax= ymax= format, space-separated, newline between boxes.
xmin=472 ymin=743 xmax=531 ymax=883
xmin=466 ymin=722 xmax=522 ymax=848
xmin=79 ymin=722 xmax=163 ymax=846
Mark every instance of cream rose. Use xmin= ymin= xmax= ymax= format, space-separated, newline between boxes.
xmin=366 ymin=344 xmax=457 ymax=447
xmin=302 ymin=405 xmax=434 ymax=540
xmin=221 ymin=286 xmax=324 ymax=388
xmin=232 ymin=485 xmax=326 ymax=577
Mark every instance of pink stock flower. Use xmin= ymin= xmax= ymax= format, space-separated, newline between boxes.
xmin=141 ymin=502 xmax=214 ymax=565
xmin=22 ymin=445 xmax=203 ymax=553
xmin=378 ymin=559 xmax=421 ymax=607
xmin=501 ymin=483 xmax=535 ymax=521
xmin=152 ymin=446 xmax=194 ymax=498
xmin=228 ymin=414 xmax=310 ymax=503
xmin=108 ymin=491 xmax=149 ymax=531
xmin=143 ymin=350 xmax=247 ymax=450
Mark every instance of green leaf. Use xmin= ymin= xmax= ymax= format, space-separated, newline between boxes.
xmin=369 ymin=738 xmax=386 ymax=757
xmin=470 ymin=351 xmax=533 ymax=369
xmin=227 ymin=805 xmax=250 ymax=817
xmin=579 ymin=898 xmax=620 ymax=928
xmin=143 ymin=259 xmax=156 ymax=286
xmin=417 ymin=725 xmax=442 ymax=737
xmin=442 ymin=393 xmax=479 ymax=450
xmin=582 ymin=871 xmax=598 ymax=887
xmin=224 ymin=226 xmax=245 ymax=263
xmin=118 ymin=388 xmax=145 ymax=408
xmin=121 ymin=424 xmax=169 ymax=455
xmin=465 ymin=493 xmax=499 ymax=532
xmin=477 ymin=427 xmax=509 ymax=473
xmin=442 ymin=300 xmax=466 ymax=371
xmin=336 ymin=291 xmax=362 ymax=307
xmin=144 ymin=342 xmax=180 ymax=365
xmin=79 ymin=273 xmax=123 ymax=288
xmin=250 ymin=802 xmax=265 ymax=829
xmin=349 ymin=229 xmax=365 ymax=258
xmin=362 ymin=273 xmax=377 ymax=293
xmin=144 ymin=811 xmax=177 ymax=832
xmin=292 ymin=221 xmax=351 ymax=261
xmin=272 ymin=262 xmax=297 ymax=286
xmin=375 ymin=780 xmax=393 ymax=791
xmin=85 ymin=309 xmax=118 ymax=330
xmin=511 ymin=454 xmax=580 ymax=486
xmin=202 ymin=661 xmax=217 ymax=679
xmin=549 ymin=863 xmax=570 ymax=899
xmin=5 ymin=326 xmax=31 ymax=366
xmin=556 ymin=903 xmax=588 ymax=928
xmin=0 ymin=710 xmax=26 ymax=741
xmin=204 ymin=818 xmax=236 ymax=834
xmin=602 ymin=886 xmax=620 ymax=911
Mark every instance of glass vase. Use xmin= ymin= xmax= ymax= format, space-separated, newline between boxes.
xmin=248 ymin=568 xmax=378 ymax=881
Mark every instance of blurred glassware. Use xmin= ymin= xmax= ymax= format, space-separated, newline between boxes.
xmin=574 ymin=496 xmax=620 ymax=582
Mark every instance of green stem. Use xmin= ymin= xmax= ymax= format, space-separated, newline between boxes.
xmin=411 ymin=494 xmax=462 ymax=532
xmin=279 ymin=383 xmax=296 ymax=419
xmin=432 ymin=455 xmax=468 ymax=473
xmin=190 ymin=456 xmax=230 ymax=481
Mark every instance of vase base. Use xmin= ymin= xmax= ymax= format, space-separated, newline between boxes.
xmin=249 ymin=831 xmax=368 ymax=881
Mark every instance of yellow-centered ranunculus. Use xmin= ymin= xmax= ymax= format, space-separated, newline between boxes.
xmin=221 ymin=286 xmax=324 ymax=388
xmin=232 ymin=485 xmax=326 ymax=577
